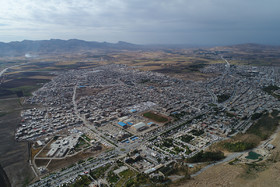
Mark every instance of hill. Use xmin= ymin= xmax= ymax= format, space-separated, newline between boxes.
xmin=0 ymin=39 xmax=140 ymax=57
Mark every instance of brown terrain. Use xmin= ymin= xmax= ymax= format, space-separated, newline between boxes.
xmin=174 ymin=127 xmax=280 ymax=187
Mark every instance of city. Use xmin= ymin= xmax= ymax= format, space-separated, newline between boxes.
xmin=14 ymin=57 xmax=280 ymax=186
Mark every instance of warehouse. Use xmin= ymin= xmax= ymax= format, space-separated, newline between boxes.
xmin=118 ymin=122 xmax=127 ymax=128
xmin=132 ymin=122 xmax=148 ymax=131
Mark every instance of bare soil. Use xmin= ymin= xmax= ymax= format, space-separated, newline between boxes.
xmin=0 ymin=98 xmax=35 ymax=187
xmin=175 ymin=128 xmax=280 ymax=187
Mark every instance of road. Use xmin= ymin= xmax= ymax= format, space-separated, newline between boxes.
xmin=0 ymin=62 xmax=32 ymax=77
xmin=190 ymin=151 xmax=244 ymax=178
xmin=72 ymin=85 xmax=116 ymax=148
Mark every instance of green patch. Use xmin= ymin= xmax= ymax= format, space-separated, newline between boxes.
xmin=271 ymin=110 xmax=279 ymax=118
xmin=228 ymin=158 xmax=239 ymax=165
xmin=170 ymin=111 xmax=188 ymax=120
xmin=81 ymin=134 xmax=91 ymax=142
xmin=0 ymin=112 xmax=7 ymax=117
xmin=263 ymin=85 xmax=279 ymax=93
xmin=208 ymin=103 xmax=218 ymax=107
xmin=263 ymin=85 xmax=280 ymax=99
xmin=251 ymin=112 xmax=263 ymax=120
xmin=217 ymin=94 xmax=230 ymax=103
xmin=225 ymin=111 xmax=235 ymax=118
xmin=107 ymin=171 xmax=119 ymax=184
xmin=190 ymin=129 xmax=204 ymax=136
xmin=9 ymin=85 xmax=42 ymax=97
xmin=70 ymin=175 xmax=91 ymax=187
xmin=180 ymin=134 xmax=194 ymax=143
xmin=173 ymin=146 xmax=185 ymax=154
xmin=187 ymin=151 xmax=225 ymax=163
xmin=75 ymin=137 xmax=90 ymax=150
xmin=143 ymin=111 xmax=168 ymax=123
xmin=116 ymin=169 xmax=137 ymax=187
xmin=223 ymin=142 xmax=255 ymax=152
xmin=90 ymin=164 xmax=111 ymax=179
xmin=247 ymin=112 xmax=279 ymax=140
xmin=162 ymin=138 xmax=173 ymax=148
xmin=243 ymin=162 xmax=267 ymax=177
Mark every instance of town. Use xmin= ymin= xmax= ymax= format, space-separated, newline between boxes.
xmin=15 ymin=58 xmax=280 ymax=186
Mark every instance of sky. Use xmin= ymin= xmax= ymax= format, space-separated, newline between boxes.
xmin=0 ymin=0 xmax=279 ymax=45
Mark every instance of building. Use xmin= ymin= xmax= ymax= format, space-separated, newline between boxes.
xmin=132 ymin=122 xmax=148 ymax=131
xmin=118 ymin=122 xmax=127 ymax=128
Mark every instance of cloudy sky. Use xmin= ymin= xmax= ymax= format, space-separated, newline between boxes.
xmin=0 ymin=0 xmax=279 ymax=45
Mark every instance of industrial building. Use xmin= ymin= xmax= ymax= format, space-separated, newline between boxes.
xmin=118 ymin=122 xmax=127 ymax=128
xmin=132 ymin=122 xmax=148 ymax=131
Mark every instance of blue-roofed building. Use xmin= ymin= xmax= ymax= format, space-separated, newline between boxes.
xmin=118 ymin=122 xmax=127 ymax=128
xmin=131 ymin=136 xmax=139 ymax=141
xmin=127 ymin=122 xmax=133 ymax=126
xmin=147 ymin=122 xmax=155 ymax=126
xmin=130 ymin=109 xmax=137 ymax=113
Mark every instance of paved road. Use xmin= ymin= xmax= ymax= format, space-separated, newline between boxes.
xmin=0 ymin=62 xmax=31 ymax=77
xmin=72 ymin=85 xmax=116 ymax=148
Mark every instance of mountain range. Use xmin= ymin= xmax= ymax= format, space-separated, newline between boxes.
xmin=0 ymin=39 xmax=140 ymax=57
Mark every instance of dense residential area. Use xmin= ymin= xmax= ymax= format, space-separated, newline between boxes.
xmin=12 ymin=57 xmax=280 ymax=186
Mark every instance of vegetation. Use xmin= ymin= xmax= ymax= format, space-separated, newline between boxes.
xmin=75 ymin=137 xmax=89 ymax=150
xmin=228 ymin=158 xmax=239 ymax=165
xmin=170 ymin=111 xmax=188 ymax=120
xmin=162 ymin=138 xmax=173 ymax=148
xmin=247 ymin=112 xmax=279 ymax=140
xmin=217 ymin=94 xmax=230 ymax=103
xmin=208 ymin=103 xmax=218 ymax=107
xmin=220 ymin=110 xmax=279 ymax=152
xmin=143 ymin=111 xmax=169 ymax=123
xmin=187 ymin=151 xmax=225 ymax=163
xmin=251 ymin=112 xmax=263 ymax=120
xmin=107 ymin=171 xmax=119 ymax=184
xmin=243 ymin=162 xmax=267 ymax=177
xmin=9 ymin=85 xmax=42 ymax=97
xmin=271 ymin=109 xmax=280 ymax=117
xmin=180 ymin=134 xmax=194 ymax=143
xmin=90 ymin=164 xmax=111 ymax=179
xmin=69 ymin=175 xmax=91 ymax=187
xmin=81 ymin=134 xmax=91 ymax=142
xmin=174 ymin=146 xmax=185 ymax=154
xmin=116 ymin=169 xmax=136 ymax=187
xmin=0 ymin=112 xmax=7 ymax=117
xmin=190 ymin=129 xmax=204 ymax=136
xmin=263 ymin=85 xmax=279 ymax=93
xmin=263 ymin=85 xmax=280 ymax=99
xmin=223 ymin=142 xmax=255 ymax=152
xmin=225 ymin=111 xmax=235 ymax=118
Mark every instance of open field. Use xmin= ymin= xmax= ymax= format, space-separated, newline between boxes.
xmin=209 ymin=44 xmax=280 ymax=66
xmin=0 ymin=98 xmax=34 ymax=187
xmin=143 ymin=111 xmax=169 ymax=123
xmin=0 ymin=71 xmax=54 ymax=99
